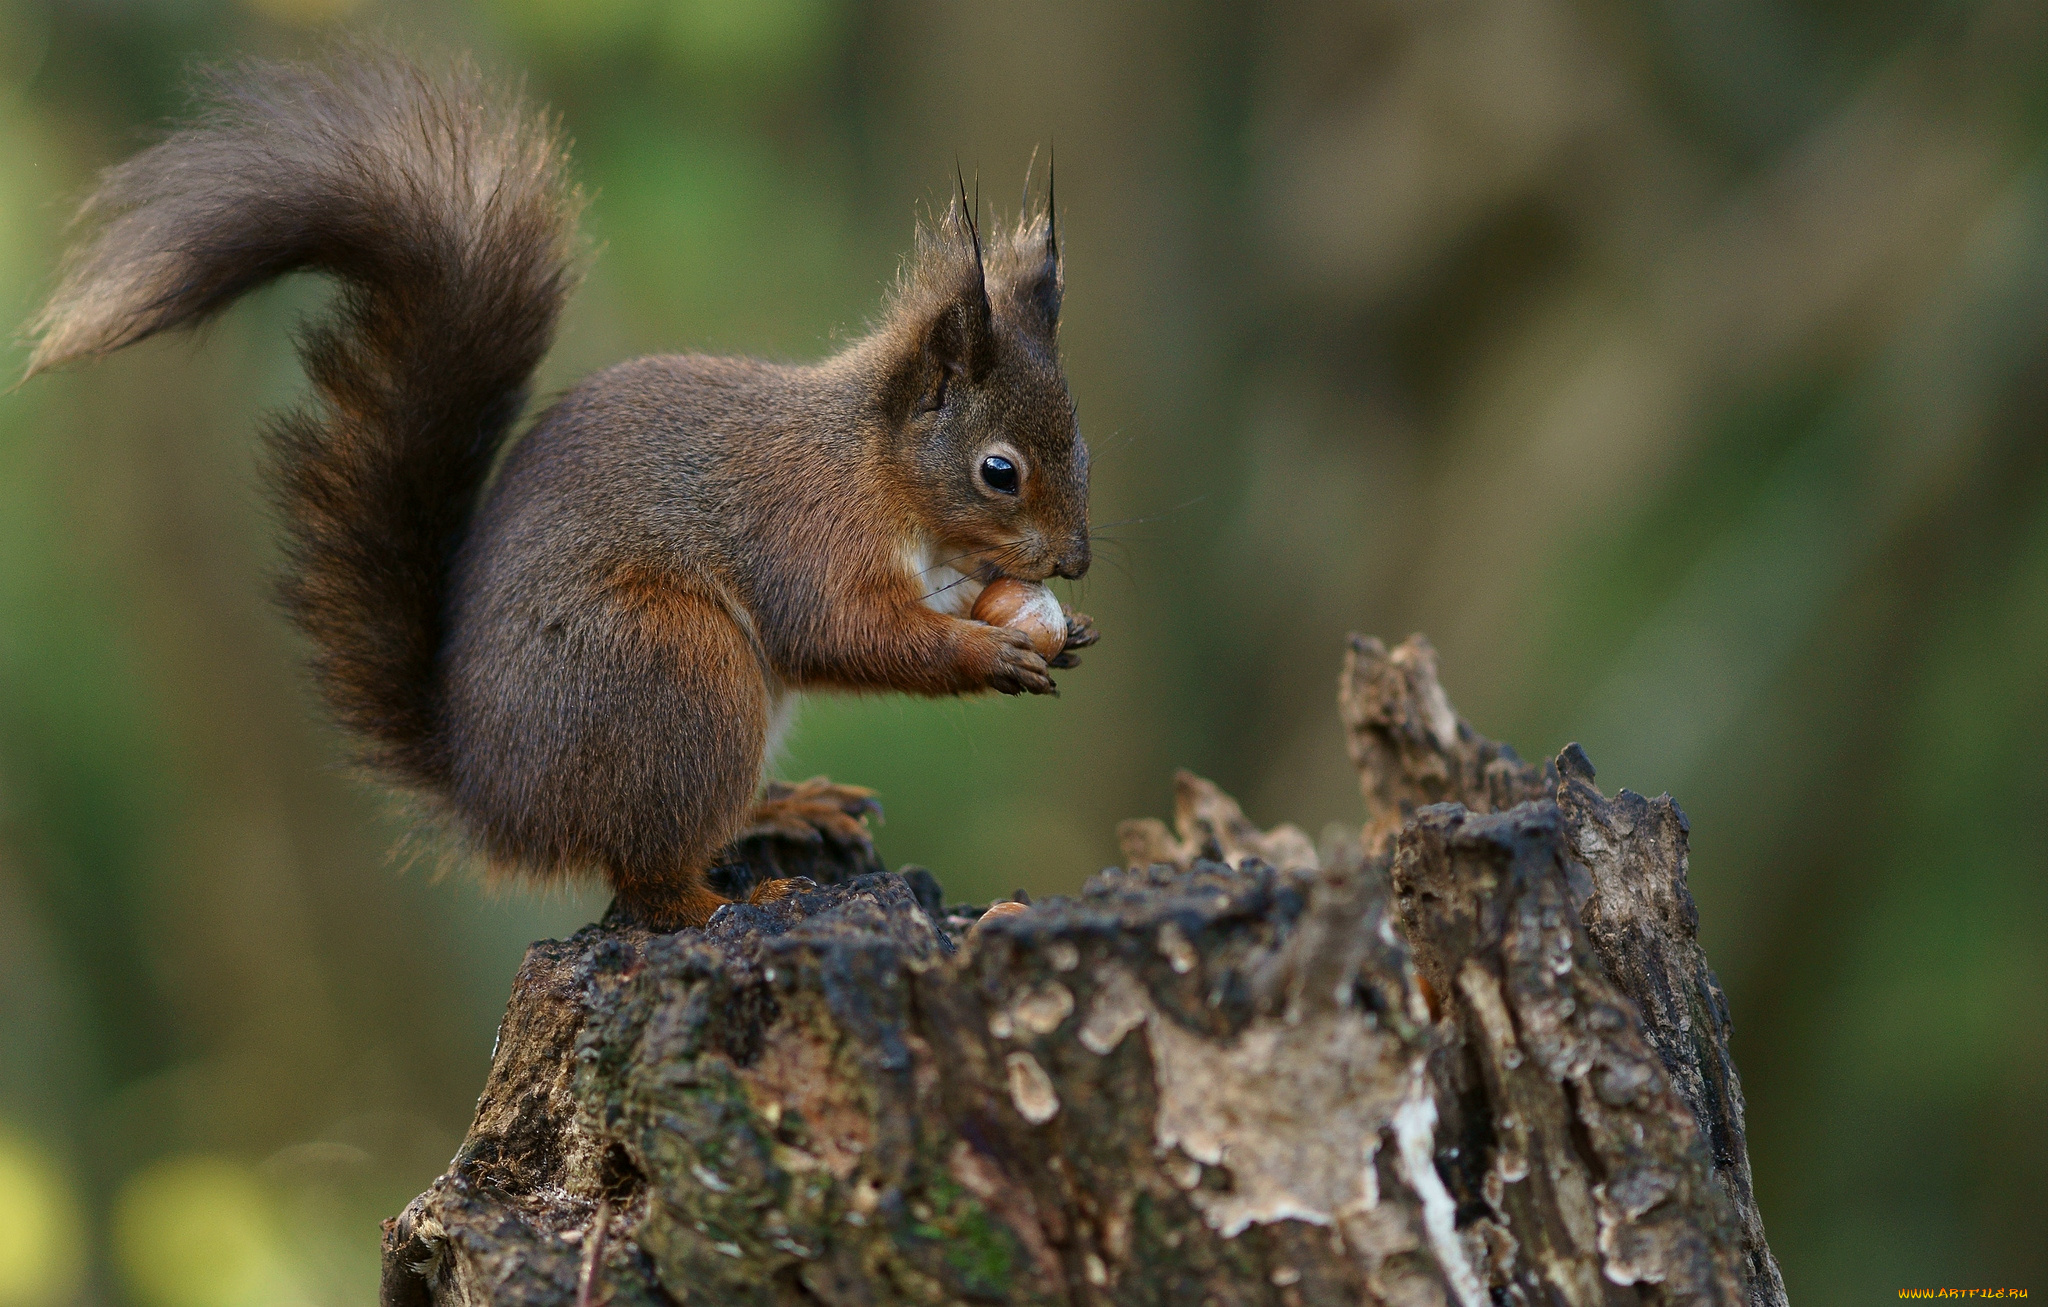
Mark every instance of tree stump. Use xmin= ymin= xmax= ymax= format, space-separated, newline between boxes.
xmin=379 ymin=635 xmax=1784 ymax=1307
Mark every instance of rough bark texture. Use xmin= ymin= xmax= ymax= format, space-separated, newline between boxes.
xmin=381 ymin=634 xmax=1783 ymax=1307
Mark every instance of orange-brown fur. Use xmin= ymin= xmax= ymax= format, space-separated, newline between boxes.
xmin=25 ymin=51 xmax=1094 ymax=928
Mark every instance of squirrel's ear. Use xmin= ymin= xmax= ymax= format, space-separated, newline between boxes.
xmin=882 ymin=283 xmax=994 ymax=421
xmin=1013 ymin=247 xmax=1061 ymax=336
xmin=928 ymin=284 xmax=994 ymax=379
xmin=1018 ymin=155 xmax=1062 ymax=335
xmin=923 ymin=279 xmax=994 ymax=393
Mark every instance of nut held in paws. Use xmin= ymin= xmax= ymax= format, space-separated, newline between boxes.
xmin=972 ymin=578 xmax=1067 ymax=658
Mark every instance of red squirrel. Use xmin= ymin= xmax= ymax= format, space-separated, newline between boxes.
xmin=25 ymin=52 xmax=1096 ymax=929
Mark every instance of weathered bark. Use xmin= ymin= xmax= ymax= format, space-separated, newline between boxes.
xmin=380 ymin=635 xmax=1783 ymax=1307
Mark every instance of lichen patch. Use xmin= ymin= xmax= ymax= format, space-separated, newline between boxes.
xmin=1008 ymin=982 xmax=1075 ymax=1036
xmin=1004 ymin=1051 xmax=1060 ymax=1124
xmin=1079 ymin=965 xmax=1149 ymax=1054
xmin=1394 ymin=1083 xmax=1487 ymax=1307
xmin=1142 ymin=976 xmax=1413 ymax=1238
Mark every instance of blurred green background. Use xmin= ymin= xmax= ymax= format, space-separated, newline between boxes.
xmin=1 ymin=0 xmax=2043 ymax=1302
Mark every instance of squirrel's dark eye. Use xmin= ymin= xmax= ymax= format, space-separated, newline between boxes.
xmin=980 ymin=455 xmax=1019 ymax=495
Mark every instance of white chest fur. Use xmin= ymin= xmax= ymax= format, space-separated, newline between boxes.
xmin=900 ymin=535 xmax=986 ymax=618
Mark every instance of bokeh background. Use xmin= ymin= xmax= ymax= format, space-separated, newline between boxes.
xmin=1 ymin=0 xmax=2043 ymax=1302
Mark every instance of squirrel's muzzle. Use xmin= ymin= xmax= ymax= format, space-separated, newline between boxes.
xmin=1052 ymin=538 xmax=1091 ymax=580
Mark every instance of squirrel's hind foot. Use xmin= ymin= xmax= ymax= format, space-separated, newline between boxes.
xmin=706 ymin=777 xmax=887 ymax=897
xmin=741 ymin=777 xmax=881 ymax=849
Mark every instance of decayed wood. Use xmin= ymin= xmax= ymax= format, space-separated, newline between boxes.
xmin=380 ymin=634 xmax=1782 ymax=1307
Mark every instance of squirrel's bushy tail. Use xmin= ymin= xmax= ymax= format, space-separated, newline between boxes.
xmin=28 ymin=52 xmax=581 ymax=791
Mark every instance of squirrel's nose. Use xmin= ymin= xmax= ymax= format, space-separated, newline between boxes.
xmin=1053 ymin=538 xmax=1091 ymax=580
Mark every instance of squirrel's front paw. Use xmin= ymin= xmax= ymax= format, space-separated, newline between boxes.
xmin=979 ymin=625 xmax=1058 ymax=696
xmin=1048 ymin=609 xmax=1099 ymax=669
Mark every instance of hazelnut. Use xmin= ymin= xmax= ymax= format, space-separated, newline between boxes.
xmin=969 ymin=899 xmax=1031 ymax=940
xmin=971 ymin=578 xmax=1067 ymax=658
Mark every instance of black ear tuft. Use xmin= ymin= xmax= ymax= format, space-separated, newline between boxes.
xmin=956 ymin=165 xmax=993 ymax=325
xmin=1046 ymin=143 xmax=1058 ymax=266
xmin=935 ymin=172 xmax=996 ymax=382
xmin=1016 ymin=149 xmax=1061 ymax=335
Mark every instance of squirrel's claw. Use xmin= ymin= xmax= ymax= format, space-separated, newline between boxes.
xmin=746 ymin=876 xmax=815 ymax=906
xmin=1061 ymin=609 xmax=1100 ymax=652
